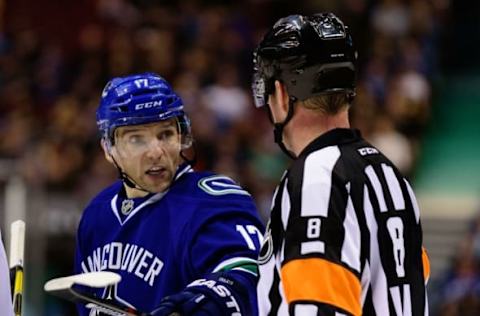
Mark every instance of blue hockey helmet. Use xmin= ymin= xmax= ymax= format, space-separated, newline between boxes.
xmin=97 ymin=73 xmax=192 ymax=148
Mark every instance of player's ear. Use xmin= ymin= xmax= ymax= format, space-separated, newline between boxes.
xmin=101 ymin=139 xmax=114 ymax=164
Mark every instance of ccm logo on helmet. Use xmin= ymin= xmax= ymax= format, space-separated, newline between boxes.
xmin=135 ymin=100 xmax=163 ymax=110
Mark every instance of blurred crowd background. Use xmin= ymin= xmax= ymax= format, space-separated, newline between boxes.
xmin=0 ymin=0 xmax=479 ymax=315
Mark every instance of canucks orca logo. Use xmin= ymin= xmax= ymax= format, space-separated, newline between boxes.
xmin=198 ymin=175 xmax=251 ymax=196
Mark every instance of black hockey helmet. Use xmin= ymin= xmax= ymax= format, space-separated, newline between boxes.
xmin=252 ymin=13 xmax=357 ymax=108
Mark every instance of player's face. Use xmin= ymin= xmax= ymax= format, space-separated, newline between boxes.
xmin=111 ymin=118 xmax=182 ymax=195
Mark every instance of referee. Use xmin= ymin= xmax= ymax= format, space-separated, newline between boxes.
xmin=252 ymin=13 xmax=429 ymax=316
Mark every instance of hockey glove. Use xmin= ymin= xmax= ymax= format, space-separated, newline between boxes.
xmin=150 ymin=272 xmax=247 ymax=316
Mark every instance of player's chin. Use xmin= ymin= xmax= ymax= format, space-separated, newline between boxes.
xmin=143 ymin=175 xmax=172 ymax=193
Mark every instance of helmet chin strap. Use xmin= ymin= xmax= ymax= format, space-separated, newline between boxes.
xmin=103 ymin=138 xmax=151 ymax=194
xmin=180 ymin=144 xmax=197 ymax=167
xmin=268 ymin=97 xmax=297 ymax=159
xmin=110 ymin=155 xmax=151 ymax=194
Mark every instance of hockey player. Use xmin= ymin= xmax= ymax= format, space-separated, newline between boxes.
xmin=75 ymin=73 xmax=264 ymax=315
xmin=252 ymin=13 xmax=430 ymax=315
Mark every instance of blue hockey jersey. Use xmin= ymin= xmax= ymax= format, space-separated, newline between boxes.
xmin=74 ymin=164 xmax=264 ymax=315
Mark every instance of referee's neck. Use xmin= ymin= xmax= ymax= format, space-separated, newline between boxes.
xmin=286 ymin=107 xmax=350 ymax=156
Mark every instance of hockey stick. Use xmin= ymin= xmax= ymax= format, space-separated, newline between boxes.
xmin=44 ymin=271 xmax=149 ymax=316
xmin=9 ymin=220 xmax=25 ymax=316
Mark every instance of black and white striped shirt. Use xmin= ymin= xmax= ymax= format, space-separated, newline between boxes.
xmin=257 ymin=128 xmax=429 ymax=316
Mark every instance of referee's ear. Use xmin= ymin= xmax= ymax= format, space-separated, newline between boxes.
xmin=268 ymin=80 xmax=290 ymax=123
xmin=275 ymin=80 xmax=289 ymax=112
